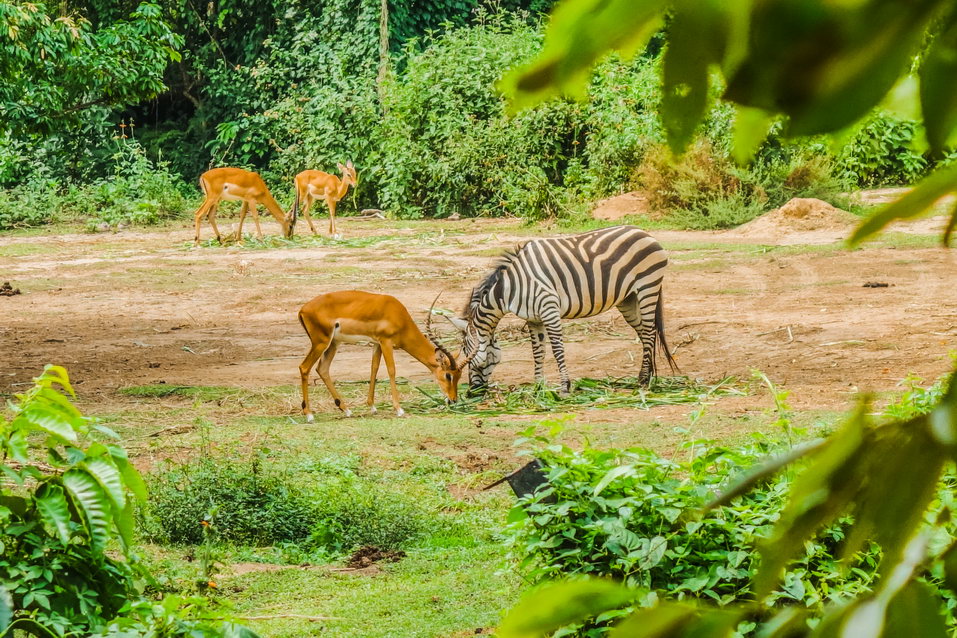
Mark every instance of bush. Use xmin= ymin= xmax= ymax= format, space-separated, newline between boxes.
xmin=146 ymin=457 xmax=434 ymax=553
xmin=631 ymin=141 xmax=768 ymax=229
xmin=504 ymin=430 xmax=880 ymax=618
xmin=145 ymin=456 xmax=319 ymax=546
xmin=837 ymin=112 xmax=928 ymax=187
xmin=312 ymin=481 xmax=431 ymax=552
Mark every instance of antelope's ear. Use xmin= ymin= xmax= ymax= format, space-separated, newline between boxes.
xmin=337 ymin=162 xmax=347 ymax=173
xmin=346 ymin=160 xmax=354 ymax=169
xmin=444 ymin=315 xmax=469 ymax=332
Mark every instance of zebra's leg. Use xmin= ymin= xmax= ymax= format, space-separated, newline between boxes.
xmin=617 ymin=291 xmax=659 ymax=386
xmin=541 ymin=311 xmax=571 ymax=394
xmin=527 ymin=321 xmax=547 ymax=383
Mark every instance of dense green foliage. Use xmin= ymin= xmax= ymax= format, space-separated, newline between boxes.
xmin=503 ymin=426 xmax=881 ymax=635
xmin=0 ymin=0 xmax=942 ymax=230
xmin=501 ymin=373 xmax=957 ymax=636
xmin=0 ymin=367 xmax=259 ymax=637
xmin=145 ymin=454 xmax=433 ymax=552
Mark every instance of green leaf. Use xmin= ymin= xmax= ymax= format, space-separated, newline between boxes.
xmin=661 ymin=5 xmax=712 ymax=153
xmin=848 ymin=163 xmax=957 ymax=246
xmin=83 ymin=456 xmax=126 ymax=510
xmin=34 ymin=483 xmax=72 ymax=545
xmin=0 ymin=584 xmax=12 ymax=632
xmin=11 ymin=407 xmax=78 ymax=443
xmin=608 ymin=602 xmax=694 ymax=638
xmin=110 ymin=449 xmax=147 ymax=503
xmin=921 ymin=12 xmax=957 ymax=153
xmin=732 ymin=106 xmax=775 ymax=165
xmin=63 ymin=468 xmax=111 ymax=552
xmin=594 ymin=464 xmax=635 ymax=496
xmin=881 ymin=581 xmax=947 ymax=638
xmin=497 ymin=579 xmax=634 ymax=638
xmin=501 ymin=0 xmax=667 ymax=110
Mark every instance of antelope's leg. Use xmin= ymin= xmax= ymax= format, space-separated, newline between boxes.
xmin=302 ymin=196 xmax=319 ymax=235
xmin=250 ymin=201 xmax=264 ymax=239
xmin=367 ymin=344 xmax=382 ymax=414
xmin=379 ymin=340 xmax=404 ymax=416
xmin=317 ymin=342 xmax=350 ymax=416
xmin=233 ymin=201 xmax=249 ymax=241
xmin=299 ymin=335 xmax=330 ymax=422
xmin=327 ymin=198 xmax=339 ymax=239
xmin=207 ymin=201 xmax=224 ymax=243
xmin=193 ymin=198 xmax=214 ymax=244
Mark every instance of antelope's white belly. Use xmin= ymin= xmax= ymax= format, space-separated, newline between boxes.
xmin=333 ymin=332 xmax=376 ymax=345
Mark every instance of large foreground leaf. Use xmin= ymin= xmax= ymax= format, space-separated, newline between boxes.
xmin=63 ymin=468 xmax=111 ymax=553
xmin=497 ymin=579 xmax=634 ymax=638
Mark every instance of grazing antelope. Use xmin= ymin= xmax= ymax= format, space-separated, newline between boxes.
xmin=297 ymin=290 xmax=465 ymax=420
xmin=192 ymin=167 xmax=293 ymax=244
xmin=290 ymin=161 xmax=357 ymax=239
xmin=448 ymin=225 xmax=676 ymax=394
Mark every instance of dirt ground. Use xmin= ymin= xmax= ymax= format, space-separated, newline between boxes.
xmin=2 ymin=209 xmax=956 ymax=423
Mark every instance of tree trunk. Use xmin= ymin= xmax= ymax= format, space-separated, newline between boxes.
xmin=376 ymin=0 xmax=390 ymax=111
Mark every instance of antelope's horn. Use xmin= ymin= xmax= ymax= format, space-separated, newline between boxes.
xmin=426 ymin=292 xmax=458 ymax=370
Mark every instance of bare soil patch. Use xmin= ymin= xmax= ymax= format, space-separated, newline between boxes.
xmin=1 ymin=216 xmax=955 ymax=438
xmin=592 ymin=191 xmax=651 ymax=221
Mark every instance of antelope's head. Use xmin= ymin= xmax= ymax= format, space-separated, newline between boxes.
xmin=426 ymin=295 xmax=463 ymax=403
xmin=337 ymin=160 xmax=358 ymax=189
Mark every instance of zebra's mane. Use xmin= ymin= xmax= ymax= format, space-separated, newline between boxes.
xmin=463 ymin=247 xmax=521 ymax=320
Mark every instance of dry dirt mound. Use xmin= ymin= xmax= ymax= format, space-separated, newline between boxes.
xmin=592 ymin=191 xmax=651 ymax=220
xmin=346 ymin=546 xmax=406 ymax=568
xmin=730 ymin=198 xmax=858 ymax=244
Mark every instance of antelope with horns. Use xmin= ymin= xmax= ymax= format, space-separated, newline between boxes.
xmin=297 ymin=291 xmax=467 ymax=420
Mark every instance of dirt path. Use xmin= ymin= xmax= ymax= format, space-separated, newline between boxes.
xmin=2 ymin=217 xmax=955 ymax=416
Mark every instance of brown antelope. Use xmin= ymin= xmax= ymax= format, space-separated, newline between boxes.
xmin=192 ymin=167 xmax=293 ymax=243
xmin=290 ymin=161 xmax=357 ymax=239
xmin=297 ymin=290 xmax=468 ymax=420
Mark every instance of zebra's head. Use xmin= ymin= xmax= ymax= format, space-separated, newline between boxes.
xmin=446 ymin=314 xmax=501 ymax=394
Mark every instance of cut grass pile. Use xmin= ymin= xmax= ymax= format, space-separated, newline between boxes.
xmin=413 ymin=375 xmax=742 ymax=416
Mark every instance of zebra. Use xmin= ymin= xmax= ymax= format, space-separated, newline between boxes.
xmin=446 ymin=225 xmax=677 ymax=394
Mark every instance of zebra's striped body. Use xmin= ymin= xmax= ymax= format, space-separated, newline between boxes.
xmin=458 ymin=225 xmax=675 ymax=392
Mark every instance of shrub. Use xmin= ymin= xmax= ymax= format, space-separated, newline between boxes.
xmin=504 ymin=430 xmax=879 ymax=617
xmin=145 ymin=456 xmax=319 ymax=546
xmin=146 ymin=458 xmax=434 ymax=553
xmin=312 ymin=481 xmax=431 ymax=552
xmin=837 ymin=112 xmax=928 ymax=187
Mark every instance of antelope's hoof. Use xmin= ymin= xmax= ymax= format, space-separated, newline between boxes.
xmin=369 ymin=405 xmax=378 ymax=415
xmin=332 ymin=233 xmax=343 ymax=240
xmin=344 ymin=408 xmax=353 ymax=417
xmin=305 ymin=413 xmax=314 ymax=423
xmin=396 ymin=408 xmax=405 ymax=418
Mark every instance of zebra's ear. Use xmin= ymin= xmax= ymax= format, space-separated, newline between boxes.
xmin=444 ymin=315 xmax=469 ymax=332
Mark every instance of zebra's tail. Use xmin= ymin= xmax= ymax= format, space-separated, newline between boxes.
xmin=655 ymin=287 xmax=679 ymax=375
